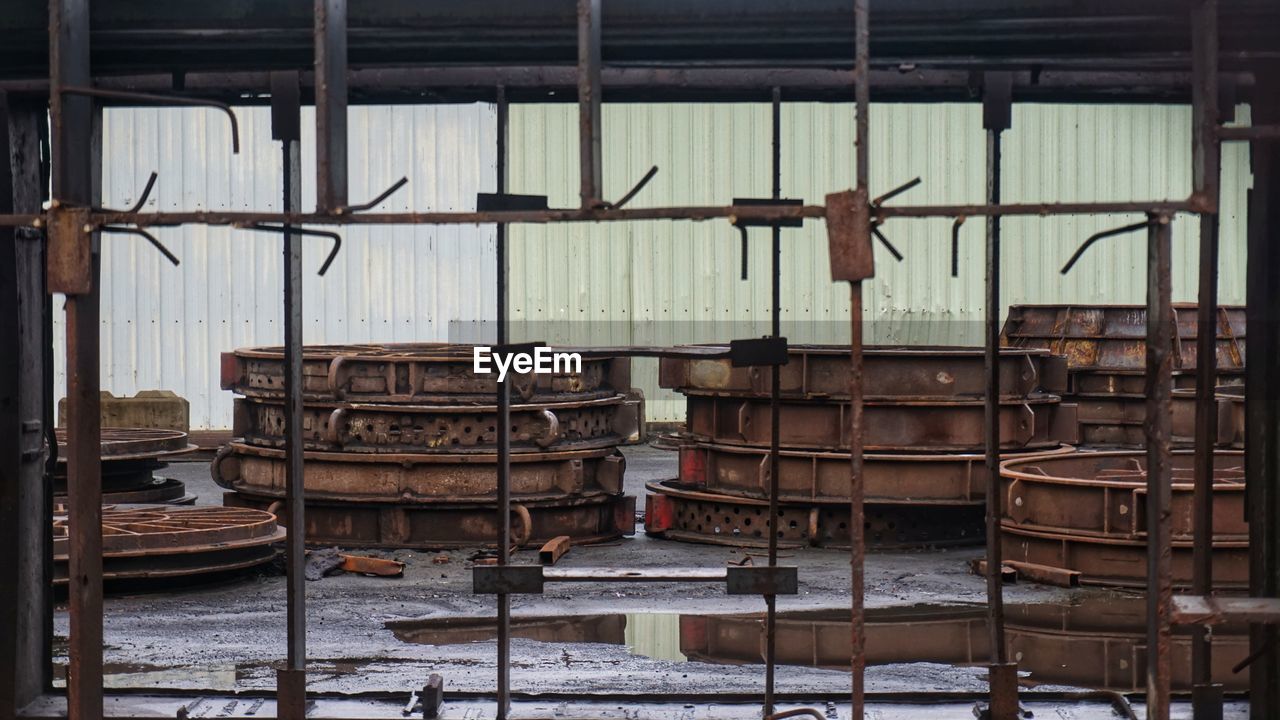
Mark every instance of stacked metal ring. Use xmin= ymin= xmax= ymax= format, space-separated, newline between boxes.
xmin=1001 ymin=304 xmax=1246 ymax=446
xmin=216 ymin=343 xmax=637 ymax=548
xmin=646 ymin=345 xmax=1077 ymax=549
xmin=55 ymin=427 xmax=197 ymax=505
xmin=1000 ymin=448 xmax=1247 ymax=588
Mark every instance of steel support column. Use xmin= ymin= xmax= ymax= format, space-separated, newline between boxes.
xmin=1145 ymin=213 xmax=1175 ymax=720
xmin=270 ymin=71 xmax=308 ymax=720
xmin=495 ymin=84 xmax=513 ymax=720
xmin=1190 ymin=1 xmax=1223 ymax=717
xmin=314 ymin=0 xmax=348 ymax=212
xmin=50 ymin=1 xmax=103 ymax=718
xmin=1246 ymin=61 xmax=1280 ymax=720
xmin=577 ymin=0 xmax=602 ymax=208
xmin=850 ymin=2 xmax=870 ymax=718
xmin=763 ymin=85 xmax=783 ymax=719
xmin=0 ymin=91 xmax=50 ymax=718
xmin=982 ymin=70 xmax=1018 ymax=720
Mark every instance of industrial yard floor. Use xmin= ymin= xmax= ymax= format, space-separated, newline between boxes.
xmin=52 ymin=446 xmax=1245 ymax=719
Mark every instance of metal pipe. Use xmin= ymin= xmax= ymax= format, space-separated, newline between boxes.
xmin=984 ymin=124 xmax=1007 ymax=664
xmin=577 ymin=0 xmax=602 ymax=208
xmin=0 ymin=197 xmax=1212 ymax=230
xmin=1190 ymin=1 xmax=1223 ymax=714
xmin=764 ymin=85 xmax=782 ymax=719
xmin=1144 ymin=213 xmax=1175 ymax=720
xmin=495 ymin=84 xmax=512 ymax=720
xmin=314 ymin=0 xmax=348 ymax=211
xmin=282 ymin=109 xmax=307 ymax=711
xmin=850 ymin=2 xmax=869 ymax=718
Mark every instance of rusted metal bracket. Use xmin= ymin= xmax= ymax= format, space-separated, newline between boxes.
xmin=731 ymin=197 xmax=803 ymax=279
xmin=950 ymin=216 xmax=967 ymax=277
xmin=1059 ymin=219 xmax=1153 ymax=274
xmin=473 ymin=565 xmax=798 ymax=595
xmin=728 ymin=337 xmax=789 ymax=367
xmin=60 ymin=86 xmax=240 ymax=154
xmin=824 ymin=189 xmax=875 ymax=282
xmin=338 ymin=176 xmax=408 ymax=215
xmin=476 ymin=193 xmax=550 ymax=212
xmin=44 ymin=204 xmax=93 ymax=294
xmin=235 ymin=224 xmax=342 ymax=276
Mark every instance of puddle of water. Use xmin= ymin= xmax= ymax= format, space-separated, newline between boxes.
xmin=387 ymin=596 xmax=1251 ymax=693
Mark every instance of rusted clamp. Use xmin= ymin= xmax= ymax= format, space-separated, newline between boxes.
xmin=534 ymin=409 xmax=562 ymax=448
xmin=511 ymin=504 xmax=533 ymax=546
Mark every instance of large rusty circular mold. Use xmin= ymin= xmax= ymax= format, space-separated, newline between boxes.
xmin=225 ymin=490 xmax=634 ymax=549
xmin=54 ymin=427 xmax=195 ymax=460
xmin=659 ymin=345 xmax=1066 ymax=400
xmin=51 ymin=505 xmax=283 ymax=583
xmin=677 ymin=441 xmax=1073 ymax=505
xmin=644 ymin=480 xmax=984 ymax=550
xmin=213 ymin=442 xmax=626 ymax=503
xmin=682 ymin=391 xmax=1069 ymax=452
xmin=1001 ymin=303 xmax=1246 ymax=371
xmin=233 ymin=394 xmax=632 ymax=454
xmin=999 ymin=448 xmax=1246 ymax=588
xmin=222 ymin=343 xmax=625 ymax=403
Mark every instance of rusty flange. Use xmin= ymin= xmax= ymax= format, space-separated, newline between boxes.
xmin=51 ymin=506 xmax=283 ymax=583
xmin=213 ymin=442 xmax=626 ymax=503
xmin=683 ymin=391 xmax=1074 ymax=452
xmin=644 ymin=480 xmax=984 ymax=549
xmin=659 ymin=345 xmax=1067 ymax=399
xmin=1001 ymin=303 xmax=1246 ymax=371
xmin=232 ymin=394 xmax=635 ymax=454
xmin=224 ymin=490 xmax=635 ymax=549
xmin=55 ymin=426 xmax=196 ymax=461
xmin=221 ymin=343 xmax=628 ymax=403
xmin=55 ymin=477 xmax=196 ymax=506
xmin=1000 ymin=449 xmax=1247 ymax=588
xmin=677 ymin=441 xmax=1074 ymax=505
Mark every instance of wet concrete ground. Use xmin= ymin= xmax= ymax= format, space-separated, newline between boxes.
xmin=56 ymin=446 xmax=1247 ymax=718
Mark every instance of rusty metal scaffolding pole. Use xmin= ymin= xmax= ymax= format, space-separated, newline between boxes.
xmin=1190 ymin=0 xmax=1224 ymax=716
xmin=314 ymin=0 xmax=348 ymax=213
xmin=1145 ymin=213 xmax=1175 ymax=720
xmin=763 ymin=85 xmax=783 ymax=719
xmin=577 ymin=0 xmax=602 ymax=209
xmin=850 ymin=1 xmax=869 ymax=718
xmin=981 ymin=71 xmax=1019 ymax=720
xmin=495 ymin=84 xmax=513 ymax=720
xmin=49 ymin=1 xmax=104 ymax=718
xmin=270 ymin=70 xmax=308 ymax=720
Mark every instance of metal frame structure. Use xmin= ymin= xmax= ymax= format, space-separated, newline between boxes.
xmin=2 ymin=1 xmax=1280 ymax=720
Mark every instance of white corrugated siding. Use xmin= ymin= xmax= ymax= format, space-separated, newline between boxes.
xmin=59 ymin=102 xmax=1251 ymax=427
xmin=53 ymin=104 xmax=497 ymax=429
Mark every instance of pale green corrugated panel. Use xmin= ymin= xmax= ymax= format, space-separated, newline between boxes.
xmin=509 ymin=102 xmax=1249 ymax=423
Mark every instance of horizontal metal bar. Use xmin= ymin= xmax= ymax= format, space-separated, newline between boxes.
xmin=1218 ymin=124 xmax=1280 ymax=141
xmin=1172 ymin=595 xmax=1280 ymax=626
xmin=473 ymin=565 xmax=798 ymax=594
xmin=0 ymin=196 xmax=1208 ymax=231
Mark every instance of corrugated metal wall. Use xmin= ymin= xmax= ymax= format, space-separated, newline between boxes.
xmin=508 ymin=103 xmax=1252 ymax=422
xmin=58 ymin=102 xmax=1251 ymax=428
xmin=53 ymin=104 xmax=497 ymax=430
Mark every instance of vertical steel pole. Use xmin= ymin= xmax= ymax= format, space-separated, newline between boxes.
xmin=1246 ymin=61 xmax=1280 ymax=720
xmin=1145 ymin=213 xmax=1175 ymax=720
xmin=271 ymin=70 xmax=307 ymax=720
xmin=315 ymin=0 xmax=348 ymax=212
xmin=981 ymin=71 xmax=1018 ymax=720
xmin=850 ymin=2 xmax=869 ymax=718
xmin=763 ymin=85 xmax=782 ymax=719
xmin=1190 ymin=2 xmax=1223 ymax=717
xmin=495 ymin=84 xmax=512 ymax=720
xmin=0 ymin=92 xmax=51 ymax=717
xmin=50 ymin=1 xmax=102 ymax=718
xmin=577 ymin=0 xmax=602 ymax=208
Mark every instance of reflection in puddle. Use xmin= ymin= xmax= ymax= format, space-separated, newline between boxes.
xmin=388 ymin=596 xmax=1249 ymax=692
